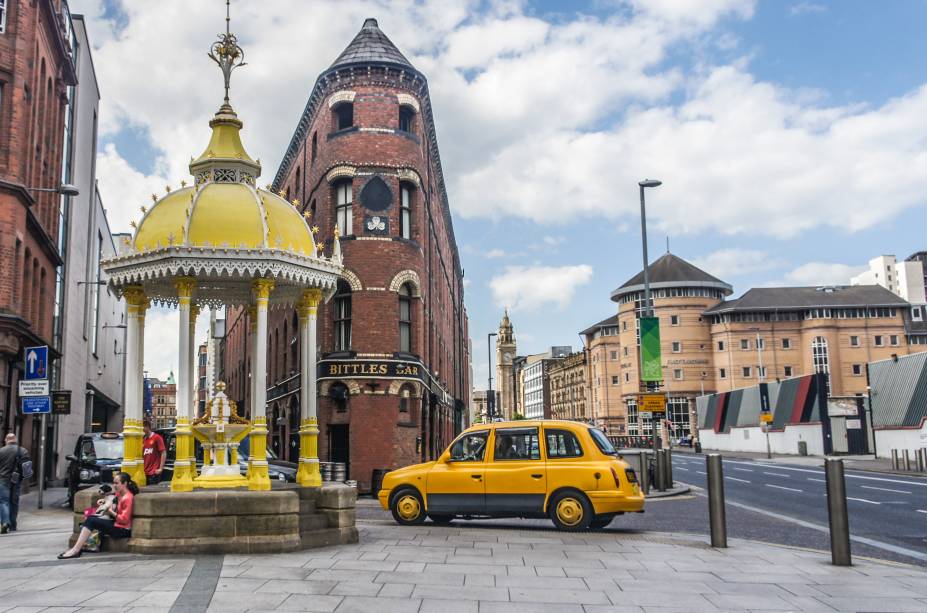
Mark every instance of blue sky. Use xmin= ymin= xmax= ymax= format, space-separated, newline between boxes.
xmin=71 ymin=1 xmax=927 ymax=383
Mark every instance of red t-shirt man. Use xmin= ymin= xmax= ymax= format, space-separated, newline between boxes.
xmin=142 ymin=421 xmax=166 ymax=484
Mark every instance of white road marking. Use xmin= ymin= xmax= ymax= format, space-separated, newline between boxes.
xmin=766 ymin=484 xmax=802 ymax=492
xmin=726 ymin=477 xmax=751 ymax=483
xmin=696 ymin=471 xmax=707 ymax=475
xmin=723 ymin=459 xmax=927 ymax=487
xmin=732 ymin=467 xmax=753 ymax=473
xmin=861 ymin=485 xmax=910 ymax=495
xmin=763 ymin=472 xmax=791 ymax=478
xmin=696 ymin=494 xmax=927 ymax=562
xmin=847 ymin=497 xmax=880 ymax=505
xmin=676 ymin=467 xmax=690 ymax=471
xmin=807 ymin=478 xmax=825 ymax=482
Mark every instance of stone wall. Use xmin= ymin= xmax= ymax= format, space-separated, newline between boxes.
xmin=70 ymin=484 xmax=358 ymax=554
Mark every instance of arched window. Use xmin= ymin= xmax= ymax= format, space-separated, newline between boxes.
xmin=399 ymin=106 xmax=414 ymax=133
xmin=294 ymin=167 xmax=301 ymax=203
xmin=311 ymin=132 xmax=318 ymax=164
xmin=333 ymin=102 xmax=353 ymax=131
xmin=334 ymin=180 xmax=353 ymax=236
xmin=811 ymin=336 xmax=831 ymax=396
xmin=333 ymin=280 xmax=352 ymax=351
xmin=399 ymin=184 xmax=412 ymax=240
xmin=398 ymin=283 xmax=413 ymax=353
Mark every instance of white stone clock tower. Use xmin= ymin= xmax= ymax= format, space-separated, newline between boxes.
xmin=495 ymin=309 xmax=517 ymax=419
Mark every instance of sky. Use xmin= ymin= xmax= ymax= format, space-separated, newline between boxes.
xmin=69 ymin=0 xmax=927 ymax=387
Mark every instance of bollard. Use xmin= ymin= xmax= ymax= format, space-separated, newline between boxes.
xmin=891 ymin=449 xmax=899 ymax=470
xmin=916 ymin=449 xmax=925 ymax=473
xmin=639 ymin=450 xmax=650 ymax=495
xmin=706 ymin=454 xmax=727 ymax=548
xmin=825 ymin=458 xmax=852 ymax=566
xmin=904 ymin=450 xmax=911 ymax=471
xmin=665 ymin=448 xmax=673 ymax=488
xmin=655 ymin=449 xmax=667 ymax=492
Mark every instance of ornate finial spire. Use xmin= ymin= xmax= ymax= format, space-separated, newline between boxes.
xmin=207 ymin=0 xmax=247 ymax=107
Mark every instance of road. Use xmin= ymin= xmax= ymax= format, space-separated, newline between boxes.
xmin=672 ymin=453 xmax=927 ymax=564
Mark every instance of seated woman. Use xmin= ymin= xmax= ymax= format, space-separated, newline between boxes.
xmin=58 ymin=471 xmax=138 ymax=559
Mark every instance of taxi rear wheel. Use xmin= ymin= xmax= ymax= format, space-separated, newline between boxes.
xmin=390 ymin=488 xmax=426 ymax=525
xmin=549 ymin=491 xmax=593 ymax=531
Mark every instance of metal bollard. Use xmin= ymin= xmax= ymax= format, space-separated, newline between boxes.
xmin=891 ymin=449 xmax=899 ymax=470
xmin=706 ymin=454 xmax=727 ymax=548
xmin=825 ymin=458 xmax=852 ymax=566
xmin=904 ymin=450 xmax=911 ymax=471
xmin=916 ymin=449 xmax=925 ymax=473
xmin=655 ymin=449 xmax=667 ymax=492
xmin=639 ymin=451 xmax=650 ymax=495
xmin=665 ymin=448 xmax=673 ymax=488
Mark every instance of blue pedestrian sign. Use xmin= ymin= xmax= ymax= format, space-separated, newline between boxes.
xmin=24 ymin=345 xmax=48 ymax=380
xmin=22 ymin=396 xmax=51 ymax=415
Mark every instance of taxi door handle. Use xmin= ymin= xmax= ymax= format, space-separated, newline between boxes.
xmin=470 ymin=474 xmax=482 ymax=480
xmin=531 ymin=474 xmax=543 ymax=479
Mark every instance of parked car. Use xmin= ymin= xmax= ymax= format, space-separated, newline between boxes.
xmin=378 ymin=420 xmax=644 ymax=531
xmin=156 ymin=428 xmax=296 ymax=483
xmin=65 ymin=432 xmax=124 ymax=508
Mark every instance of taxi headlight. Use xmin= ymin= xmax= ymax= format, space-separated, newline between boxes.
xmin=79 ymin=469 xmax=99 ymax=482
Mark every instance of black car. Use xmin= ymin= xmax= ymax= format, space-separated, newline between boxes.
xmin=156 ymin=428 xmax=296 ymax=484
xmin=65 ymin=432 xmax=124 ymax=508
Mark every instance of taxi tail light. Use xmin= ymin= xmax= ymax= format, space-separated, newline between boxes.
xmin=623 ymin=467 xmax=638 ymax=484
xmin=610 ymin=467 xmax=623 ymax=488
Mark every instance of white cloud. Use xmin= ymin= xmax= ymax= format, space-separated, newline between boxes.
xmin=142 ymin=307 xmax=213 ymax=382
xmin=779 ymin=262 xmax=866 ymax=287
xmin=789 ymin=3 xmax=827 ymax=17
xmin=692 ymin=248 xmax=783 ymax=279
xmin=490 ymin=264 xmax=593 ymax=311
xmin=96 ymin=143 xmax=170 ymax=233
xmin=485 ymin=249 xmax=508 ymax=259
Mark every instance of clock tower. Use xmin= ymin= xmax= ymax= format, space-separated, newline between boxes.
xmin=495 ymin=309 xmax=517 ymax=419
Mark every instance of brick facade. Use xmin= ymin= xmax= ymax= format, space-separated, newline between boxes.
xmin=0 ymin=0 xmax=76 ymax=451
xmin=219 ymin=19 xmax=469 ymax=491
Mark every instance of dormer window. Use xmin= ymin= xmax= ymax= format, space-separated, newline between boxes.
xmin=333 ymin=102 xmax=353 ymax=131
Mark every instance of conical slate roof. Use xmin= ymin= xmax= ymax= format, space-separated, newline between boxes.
xmin=329 ymin=18 xmax=415 ymax=71
xmin=610 ymin=253 xmax=733 ymax=301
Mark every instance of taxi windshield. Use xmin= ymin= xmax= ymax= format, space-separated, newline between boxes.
xmin=92 ymin=439 xmax=124 ymax=460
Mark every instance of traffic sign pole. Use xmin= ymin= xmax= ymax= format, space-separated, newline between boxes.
xmin=37 ymin=413 xmax=46 ymax=509
xmin=23 ymin=346 xmax=49 ymax=510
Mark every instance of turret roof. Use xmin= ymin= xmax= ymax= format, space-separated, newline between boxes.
xmin=329 ymin=18 xmax=415 ymax=71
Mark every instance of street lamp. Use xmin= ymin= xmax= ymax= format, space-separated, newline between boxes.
xmin=638 ymin=179 xmax=661 ymax=318
xmin=638 ymin=179 xmax=661 ymax=450
xmin=487 ymin=332 xmax=497 ymax=420
xmin=27 ymin=183 xmax=79 ymax=197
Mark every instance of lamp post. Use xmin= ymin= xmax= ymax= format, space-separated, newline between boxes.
xmin=487 ymin=332 xmax=497 ymax=420
xmin=26 ymin=183 xmax=79 ymax=196
xmin=638 ymin=179 xmax=661 ymax=449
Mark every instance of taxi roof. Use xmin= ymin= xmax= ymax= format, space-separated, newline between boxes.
xmin=466 ymin=420 xmax=592 ymax=431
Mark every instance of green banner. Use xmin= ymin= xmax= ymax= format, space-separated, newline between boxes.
xmin=639 ymin=316 xmax=663 ymax=382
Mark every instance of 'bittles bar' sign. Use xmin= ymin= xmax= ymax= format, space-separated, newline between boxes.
xmin=318 ymin=359 xmax=426 ymax=382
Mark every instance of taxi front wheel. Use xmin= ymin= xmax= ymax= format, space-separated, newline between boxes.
xmin=549 ymin=491 xmax=593 ymax=531
xmin=390 ymin=488 xmax=426 ymax=525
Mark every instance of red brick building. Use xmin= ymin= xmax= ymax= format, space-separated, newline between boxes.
xmin=220 ymin=19 xmax=470 ymax=490
xmin=0 ymin=1 xmax=76 ymax=448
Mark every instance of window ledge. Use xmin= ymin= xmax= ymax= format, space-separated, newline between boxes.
xmin=327 ymin=127 xmax=360 ymax=140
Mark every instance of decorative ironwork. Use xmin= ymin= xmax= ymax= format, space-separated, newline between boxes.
xmin=214 ymin=168 xmax=236 ymax=182
xmin=207 ymin=0 xmax=247 ymax=105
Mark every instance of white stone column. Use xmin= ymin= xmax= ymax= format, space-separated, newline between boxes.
xmin=171 ymin=277 xmax=196 ymax=491
xmin=121 ymin=286 xmax=147 ymax=485
xmin=297 ymin=288 xmax=323 ymax=486
xmin=189 ymin=304 xmax=200 ymax=417
xmin=247 ymin=278 xmax=274 ymax=490
xmin=137 ymin=298 xmax=147 ymax=425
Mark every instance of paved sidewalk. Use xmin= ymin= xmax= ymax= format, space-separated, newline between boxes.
xmin=2 ymin=507 xmax=927 ymax=613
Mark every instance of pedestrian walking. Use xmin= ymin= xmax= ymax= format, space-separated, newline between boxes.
xmin=58 ymin=471 xmax=138 ymax=559
xmin=0 ymin=433 xmax=31 ymax=534
xmin=142 ymin=419 xmax=166 ymax=484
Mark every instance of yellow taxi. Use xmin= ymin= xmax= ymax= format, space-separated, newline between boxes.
xmin=378 ymin=420 xmax=644 ymax=530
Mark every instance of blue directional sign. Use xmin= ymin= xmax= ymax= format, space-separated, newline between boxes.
xmin=24 ymin=345 xmax=48 ymax=380
xmin=22 ymin=396 xmax=51 ymax=415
